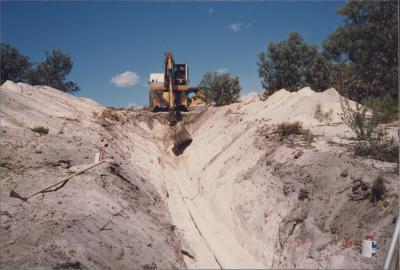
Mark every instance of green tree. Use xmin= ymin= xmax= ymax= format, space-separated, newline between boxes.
xmin=257 ymin=32 xmax=332 ymax=94
xmin=199 ymin=72 xmax=241 ymax=106
xmin=30 ymin=49 xmax=80 ymax=93
xmin=0 ymin=43 xmax=32 ymax=84
xmin=323 ymin=0 xmax=398 ymax=101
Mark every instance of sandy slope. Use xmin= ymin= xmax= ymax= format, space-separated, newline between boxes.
xmin=1 ymin=81 xmax=398 ymax=269
xmin=178 ymin=88 xmax=398 ymax=268
xmin=0 ymin=82 xmax=185 ymax=269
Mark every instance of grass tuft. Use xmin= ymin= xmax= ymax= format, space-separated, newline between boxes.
xmin=31 ymin=126 xmax=49 ymax=135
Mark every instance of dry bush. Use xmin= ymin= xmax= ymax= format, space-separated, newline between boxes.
xmin=353 ymin=129 xmax=399 ymax=163
xmin=98 ymin=108 xmax=120 ymax=121
xmin=340 ymin=97 xmax=398 ymax=162
xmin=340 ymin=96 xmax=376 ymax=140
xmin=31 ymin=126 xmax=49 ymax=135
xmin=276 ymin=122 xmax=303 ymax=137
xmin=275 ymin=122 xmax=313 ymax=142
xmin=313 ymin=103 xmax=333 ymax=125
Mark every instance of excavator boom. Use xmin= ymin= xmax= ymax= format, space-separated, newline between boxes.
xmin=148 ymin=52 xmax=193 ymax=155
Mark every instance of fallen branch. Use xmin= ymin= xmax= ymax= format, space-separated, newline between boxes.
xmin=10 ymin=160 xmax=106 ymax=202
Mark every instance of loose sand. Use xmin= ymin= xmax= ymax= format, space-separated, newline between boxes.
xmin=1 ymin=81 xmax=398 ymax=269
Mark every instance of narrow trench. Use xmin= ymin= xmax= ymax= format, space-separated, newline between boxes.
xmin=156 ymin=123 xmax=264 ymax=269
xmin=109 ymin=111 xmax=265 ymax=269
xmin=158 ymin=132 xmax=225 ymax=269
xmin=109 ymin=113 xmax=266 ymax=268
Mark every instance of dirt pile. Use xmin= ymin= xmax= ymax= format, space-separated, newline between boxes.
xmin=0 ymin=81 xmax=398 ymax=269
xmin=242 ymin=87 xmax=358 ymax=125
xmin=0 ymin=81 xmax=185 ymax=269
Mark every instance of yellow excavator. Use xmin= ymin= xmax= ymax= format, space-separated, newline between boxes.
xmin=149 ymin=52 xmax=193 ymax=155
xmin=149 ymin=52 xmax=192 ymax=111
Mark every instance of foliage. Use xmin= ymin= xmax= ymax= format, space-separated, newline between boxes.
xmin=313 ymin=103 xmax=333 ymax=125
xmin=363 ymin=95 xmax=398 ymax=123
xmin=192 ymin=88 xmax=211 ymax=104
xmin=323 ymin=0 xmax=398 ymax=101
xmin=332 ymin=62 xmax=368 ymax=102
xmin=353 ymin=130 xmax=398 ymax=163
xmin=0 ymin=43 xmax=79 ymax=93
xmin=0 ymin=43 xmax=32 ymax=84
xmin=30 ymin=49 xmax=80 ymax=93
xmin=340 ymin=96 xmax=376 ymax=140
xmin=276 ymin=122 xmax=303 ymax=137
xmin=31 ymin=126 xmax=49 ymax=135
xmin=275 ymin=122 xmax=313 ymax=142
xmin=199 ymin=72 xmax=241 ymax=106
xmin=257 ymin=1 xmax=398 ymax=110
xmin=98 ymin=108 xmax=120 ymax=122
xmin=340 ymin=97 xmax=398 ymax=162
xmin=257 ymin=32 xmax=332 ymax=94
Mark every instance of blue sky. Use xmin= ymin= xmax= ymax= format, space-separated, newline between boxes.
xmin=1 ymin=1 xmax=344 ymax=107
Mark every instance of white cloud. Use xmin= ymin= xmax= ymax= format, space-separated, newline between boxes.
xmin=111 ymin=71 xmax=140 ymax=87
xmin=208 ymin=8 xmax=214 ymax=14
xmin=230 ymin=22 xmax=252 ymax=32
xmin=244 ymin=22 xmax=252 ymax=29
xmin=230 ymin=23 xmax=241 ymax=32
xmin=216 ymin=68 xmax=228 ymax=74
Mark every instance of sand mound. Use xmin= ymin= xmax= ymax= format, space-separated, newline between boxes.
xmin=0 ymin=81 xmax=103 ymax=131
xmin=242 ymin=87 xmax=358 ymax=126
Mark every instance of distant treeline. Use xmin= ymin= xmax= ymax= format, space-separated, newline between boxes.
xmin=1 ymin=0 xmax=397 ymax=116
xmin=0 ymin=44 xmax=79 ymax=93
xmin=257 ymin=0 xmax=398 ymax=114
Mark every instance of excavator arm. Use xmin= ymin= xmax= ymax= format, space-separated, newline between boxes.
xmin=164 ymin=52 xmax=175 ymax=110
xmin=163 ymin=52 xmax=192 ymax=154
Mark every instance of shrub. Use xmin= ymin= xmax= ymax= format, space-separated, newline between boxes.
xmin=340 ymin=96 xmax=399 ymax=162
xmin=99 ymin=108 xmax=119 ymax=121
xmin=31 ymin=126 xmax=49 ymax=135
xmin=340 ymin=96 xmax=376 ymax=140
xmin=276 ymin=122 xmax=303 ymax=137
xmin=313 ymin=103 xmax=333 ymax=125
xmin=275 ymin=122 xmax=313 ymax=142
xmin=199 ymin=72 xmax=241 ymax=106
xmin=363 ymin=95 xmax=398 ymax=123
xmin=353 ymin=129 xmax=399 ymax=163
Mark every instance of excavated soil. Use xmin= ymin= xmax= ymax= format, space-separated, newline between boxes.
xmin=0 ymin=81 xmax=399 ymax=269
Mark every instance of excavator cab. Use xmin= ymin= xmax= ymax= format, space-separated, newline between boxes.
xmin=173 ymin=64 xmax=188 ymax=85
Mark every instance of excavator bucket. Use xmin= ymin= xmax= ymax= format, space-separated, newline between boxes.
xmin=171 ymin=122 xmax=192 ymax=156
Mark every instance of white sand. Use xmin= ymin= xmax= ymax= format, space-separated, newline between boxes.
xmin=1 ymin=81 xmax=398 ymax=269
